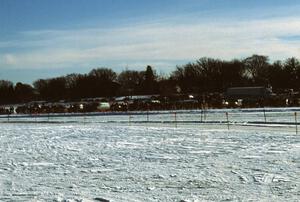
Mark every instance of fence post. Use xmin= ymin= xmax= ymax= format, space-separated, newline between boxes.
xmin=295 ymin=112 xmax=298 ymax=134
xmin=83 ymin=112 xmax=86 ymax=125
xmin=174 ymin=111 xmax=177 ymax=128
xmin=200 ymin=104 xmax=203 ymax=122
xmin=147 ymin=109 xmax=149 ymax=122
xmin=129 ymin=113 xmax=131 ymax=126
xmin=204 ymin=103 xmax=207 ymax=121
xmin=226 ymin=112 xmax=229 ymax=130
xmin=263 ymin=108 xmax=267 ymax=123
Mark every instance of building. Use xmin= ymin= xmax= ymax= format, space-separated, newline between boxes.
xmin=225 ymin=87 xmax=275 ymax=107
xmin=226 ymin=87 xmax=273 ymax=99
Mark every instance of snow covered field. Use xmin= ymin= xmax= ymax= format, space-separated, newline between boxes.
xmin=0 ymin=110 xmax=299 ymax=201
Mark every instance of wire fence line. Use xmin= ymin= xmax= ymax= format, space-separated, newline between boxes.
xmin=1 ymin=107 xmax=300 ymax=129
xmin=0 ymin=108 xmax=299 ymax=122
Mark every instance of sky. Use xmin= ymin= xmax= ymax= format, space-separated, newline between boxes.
xmin=1 ymin=0 xmax=300 ymax=84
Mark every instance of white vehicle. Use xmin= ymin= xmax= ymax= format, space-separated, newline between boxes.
xmin=97 ymin=102 xmax=110 ymax=111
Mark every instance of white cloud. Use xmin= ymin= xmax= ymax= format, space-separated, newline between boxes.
xmin=1 ymin=54 xmax=17 ymax=65
xmin=1 ymin=16 xmax=300 ymax=71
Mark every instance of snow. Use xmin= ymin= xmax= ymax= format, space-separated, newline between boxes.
xmin=0 ymin=110 xmax=299 ymax=201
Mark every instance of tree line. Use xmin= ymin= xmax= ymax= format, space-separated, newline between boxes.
xmin=0 ymin=54 xmax=300 ymax=105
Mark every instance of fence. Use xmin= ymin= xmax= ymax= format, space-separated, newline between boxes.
xmin=0 ymin=107 xmax=300 ymax=133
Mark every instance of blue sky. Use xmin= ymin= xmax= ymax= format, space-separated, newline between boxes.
xmin=1 ymin=0 xmax=300 ymax=84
